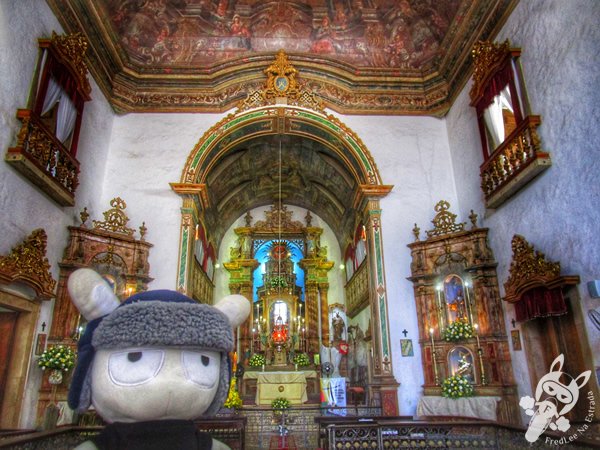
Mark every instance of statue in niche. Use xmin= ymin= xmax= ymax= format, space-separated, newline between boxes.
xmin=348 ymin=325 xmax=368 ymax=387
xmin=318 ymin=245 xmax=328 ymax=258
xmin=444 ymin=274 xmax=467 ymax=323
xmin=448 ymin=346 xmax=475 ymax=383
xmin=229 ymin=236 xmax=242 ymax=259
xmin=332 ymin=312 xmax=345 ymax=342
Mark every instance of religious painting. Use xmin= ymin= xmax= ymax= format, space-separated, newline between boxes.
xmin=448 ymin=346 xmax=475 ymax=384
xmin=511 ymin=329 xmax=522 ymax=351
xmin=400 ymin=339 xmax=413 ymax=357
xmin=101 ymin=0 xmax=461 ymax=70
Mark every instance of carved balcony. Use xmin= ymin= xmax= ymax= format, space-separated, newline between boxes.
xmin=480 ymin=115 xmax=551 ymax=209
xmin=6 ymin=109 xmax=80 ymax=206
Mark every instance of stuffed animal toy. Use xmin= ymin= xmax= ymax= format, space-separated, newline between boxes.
xmin=67 ymin=268 xmax=250 ymax=450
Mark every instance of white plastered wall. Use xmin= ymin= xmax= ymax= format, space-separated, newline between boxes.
xmin=446 ymin=0 xmax=600 ymax=424
xmin=0 ymin=0 xmax=115 ymax=428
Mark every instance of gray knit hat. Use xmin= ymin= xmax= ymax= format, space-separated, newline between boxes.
xmin=70 ymin=289 xmax=234 ymax=416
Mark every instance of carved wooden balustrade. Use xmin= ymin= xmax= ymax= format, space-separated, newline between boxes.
xmin=6 ymin=108 xmax=79 ymax=206
xmin=479 ymin=115 xmax=550 ymax=209
xmin=345 ymin=260 xmax=369 ymax=318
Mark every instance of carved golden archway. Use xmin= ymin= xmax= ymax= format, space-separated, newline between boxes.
xmin=170 ymin=51 xmax=399 ymax=414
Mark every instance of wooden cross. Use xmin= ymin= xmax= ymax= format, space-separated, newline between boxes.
xmin=402 ymin=329 xmax=408 ymax=337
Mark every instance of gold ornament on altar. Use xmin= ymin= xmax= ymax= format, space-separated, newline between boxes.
xmin=93 ymin=197 xmax=135 ymax=236
xmin=426 ymin=200 xmax=466 ymax=237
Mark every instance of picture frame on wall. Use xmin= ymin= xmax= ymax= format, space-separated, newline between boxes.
xmin=400 ymin=339 xmax=414 ymax=357
xmin=35 ymin=333 xmax=47 ymax=355
xmin=511 ymin=329 xmax=522 ymax=351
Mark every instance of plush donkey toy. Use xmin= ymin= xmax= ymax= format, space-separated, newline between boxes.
xmin=67 ymin=268 xmax=250 ymax=450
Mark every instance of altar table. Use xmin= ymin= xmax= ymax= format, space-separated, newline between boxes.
xmin=244 ymin=371 xmax=316 ymax=405
xmin=417 ymin=396 xmax=500 ymax=421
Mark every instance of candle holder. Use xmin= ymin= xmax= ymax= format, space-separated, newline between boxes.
xmin=429 ymin=327 xmax=440 ymax=386
xmin=432 ymin=348 xmax=440 ymax=386
xmin=477 ymin=347 xmax=487 ymax=385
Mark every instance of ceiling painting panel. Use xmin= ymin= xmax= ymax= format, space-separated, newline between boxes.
xmin=48 ymin=0 xmax=517 ymax=114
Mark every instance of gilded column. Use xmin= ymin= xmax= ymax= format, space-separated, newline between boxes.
xmin=318 ymin=282 xmax=330 ymax=343
xmin=224 ymin=258 xmax=259 ymax=358
xmin=176 ymin=208 xmax=194 ymax=293
xmin=304 ymin=282 xmax=319 ymax=352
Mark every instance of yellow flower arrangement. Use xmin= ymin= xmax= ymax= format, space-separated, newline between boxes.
xmin=37 ymin=345 xmax=76 ymax=372
xmin=441 ymin=374 xmax=474 ymax=399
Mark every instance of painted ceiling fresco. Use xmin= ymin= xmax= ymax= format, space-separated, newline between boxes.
xmin=104 ymin=0 xmax=459 ymax=71
xmin=48 ymin=0 xmax=516 ymax=114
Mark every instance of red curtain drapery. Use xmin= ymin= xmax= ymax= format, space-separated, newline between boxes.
xmin=515 ymin=286 xmax=567 ymax=322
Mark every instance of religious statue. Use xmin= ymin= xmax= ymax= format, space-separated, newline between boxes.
xmin=332 ymin=312 xmax=345 ymax=342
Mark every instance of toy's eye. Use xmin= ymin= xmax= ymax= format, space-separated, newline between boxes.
xmin=108 ymin=350 xmax=164 ymax=386
xmin=182 ymin=351 xmax=219 ymax=388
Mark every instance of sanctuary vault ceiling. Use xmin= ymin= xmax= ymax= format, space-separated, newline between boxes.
xmin=202 ymin=134 xmax=357 ymax=245
xmin=47 ymin=0 xmax=516 ymax=115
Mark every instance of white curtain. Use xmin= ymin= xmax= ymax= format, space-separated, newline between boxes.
xmin=42 ymin=76 xmax=78 ymax=144
xmin=483 ymin=85 xmax=513 ymax=149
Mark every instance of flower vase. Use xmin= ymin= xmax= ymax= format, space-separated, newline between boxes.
xmin=48 ymin=369 xmax=63 ymax=385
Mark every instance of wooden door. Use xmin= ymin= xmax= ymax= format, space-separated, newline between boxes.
xmin=0 ymin=311 xmax=18 ymax=410
xmin=524 ymin=297 xmax=591 ymax=422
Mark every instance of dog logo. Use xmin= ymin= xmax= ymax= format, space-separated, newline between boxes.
xmin=519 ymin=354 xmax=591 ymax=443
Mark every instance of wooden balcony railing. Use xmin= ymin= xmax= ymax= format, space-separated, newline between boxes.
xmin=5 ymin=109 xmax=80 ymax=206
xmin=480 ymin=115 xmax=551 ymax=208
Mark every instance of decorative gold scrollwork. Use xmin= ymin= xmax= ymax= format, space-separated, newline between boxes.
xmin=426 ymin=200 xmax=466 ymax=238
xmin=236 ymin=50 xmax=324 ymax=113
xmin=92 ymin=197 xmax=135 ymax=236
xmin=0 ymin=229 xmax=56 ymax=299
xmin=469 ymin=40 xmax=511 ymax=104
xmin=504 ymin=235 xmax=561 ymax=299
xmin=50 ymin=31 xmax=91 ymax=97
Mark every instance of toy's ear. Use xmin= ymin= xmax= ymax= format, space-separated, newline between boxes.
xmin=214 ymin=294 xmax=250 ymax=328
xmin=68 ymin=268 xmax=120 ymax=320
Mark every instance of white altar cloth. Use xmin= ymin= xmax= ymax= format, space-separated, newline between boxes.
xmin=244 ymin=370 xmax=316 ymax=405
xmin=417 ymin=396 xmax=500 ymax=421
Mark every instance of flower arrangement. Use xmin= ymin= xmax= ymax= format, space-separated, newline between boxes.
xmin=37 ymin=345 xmax=76 ymax=372
xmin=271 ymin=397 xmax=290 ymax=410
xmin=293 ymin=352 xmax=310 ymax=367
xmin=441 ymin=374 xmax=474 ymax=399
xmin=270 ymin=276 xmax=288 ymax=289
xmin=248 ymin=353 xmax=266 ymax=367
xmin=223 ymin=377 xmax=242 ymax=410
xmin=443 ymin=318 xmax=474 ymax=341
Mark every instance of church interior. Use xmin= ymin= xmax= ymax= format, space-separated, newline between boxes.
xmin=1 ymin=0 xmax=599 ymax=448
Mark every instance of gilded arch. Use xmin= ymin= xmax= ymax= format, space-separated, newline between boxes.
xmin=171 ymin=52 xmax=399 ymax=414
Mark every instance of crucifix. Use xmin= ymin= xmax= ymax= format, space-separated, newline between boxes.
xmin=41 ymin=321 xmax=46 ymax=332
xmin=402 ymin=329 xmax=408 ymax=337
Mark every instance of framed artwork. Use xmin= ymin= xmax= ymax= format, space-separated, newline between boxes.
xmin=511 ymin=329 xmax=522 ymax=351
xmin=400 ymin=339 xmax=414 ymax=357
xmin=35 ymin=333 xmax=47 ymax=355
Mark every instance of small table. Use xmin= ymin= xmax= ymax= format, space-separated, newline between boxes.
xmin=417 ymin=396 xmax=500 ymax=421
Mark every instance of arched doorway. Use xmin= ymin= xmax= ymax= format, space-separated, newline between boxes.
xmin=170 ymin=52 xmax=398 ymax=413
